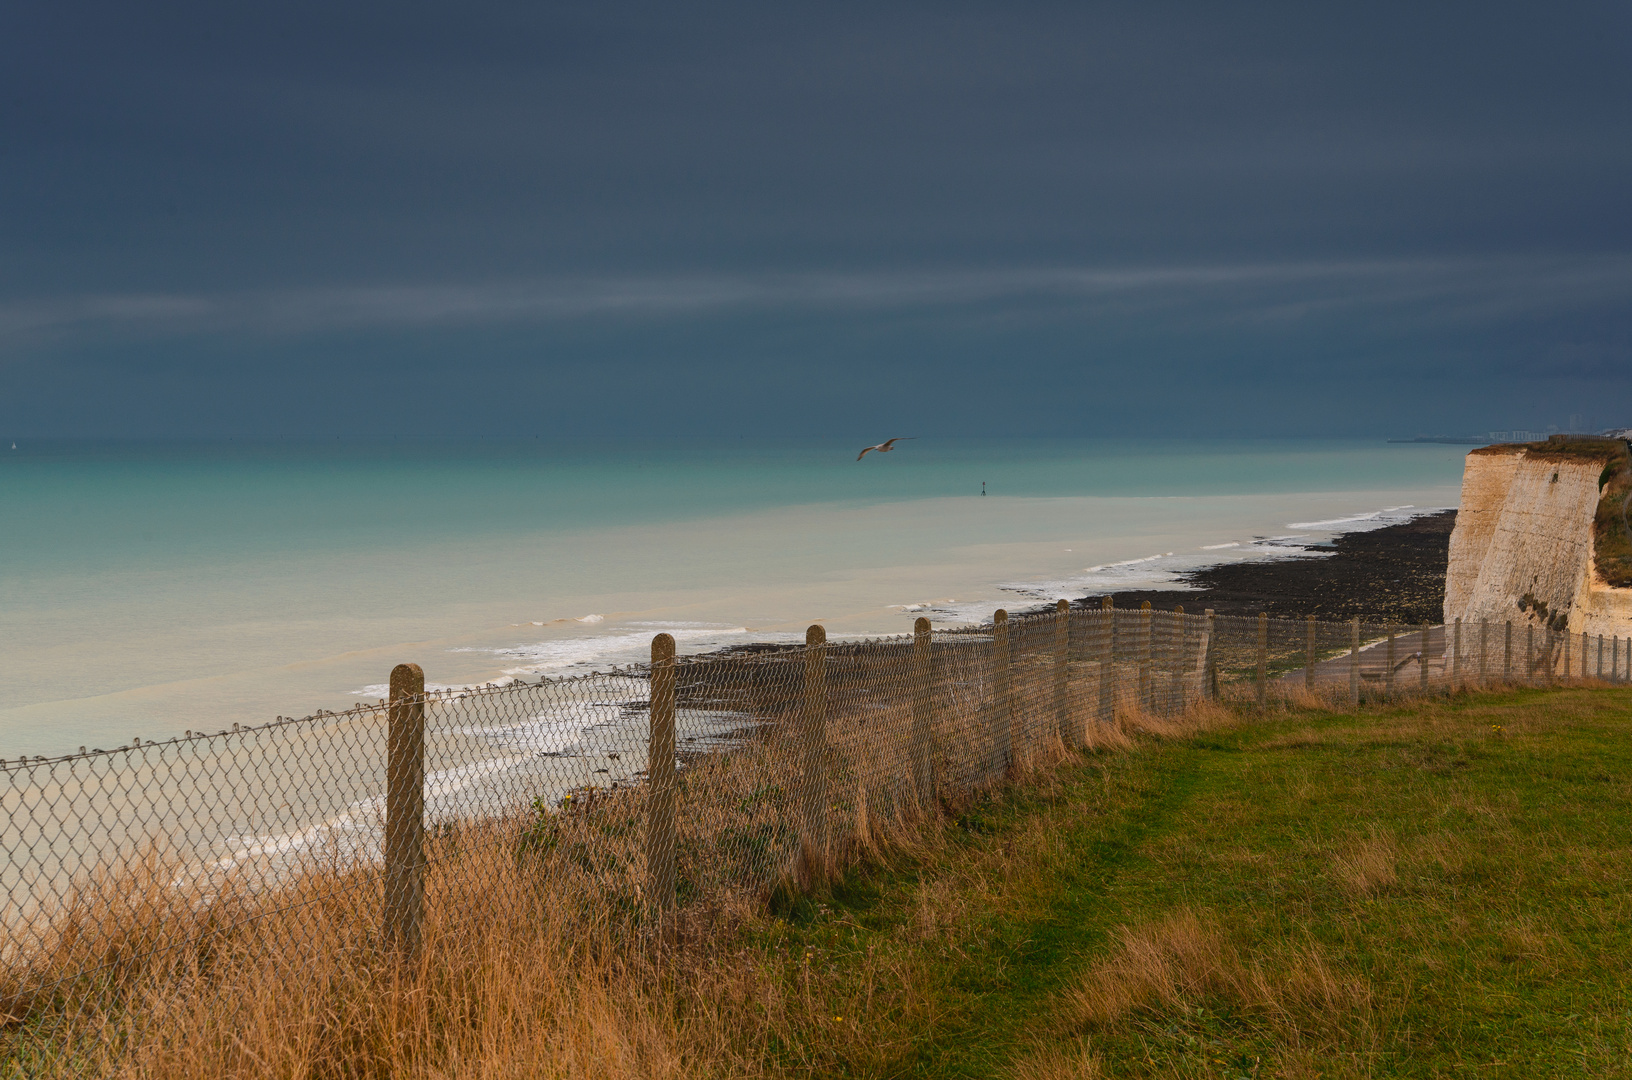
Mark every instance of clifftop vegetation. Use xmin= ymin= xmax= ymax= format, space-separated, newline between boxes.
xmin=1593 ymin=442 xmax=1632 ymax=587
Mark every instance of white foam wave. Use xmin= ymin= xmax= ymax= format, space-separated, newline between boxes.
xmin=475 ymin=626 xmax=797 ymax=680
xmin=1083 ymin=553 xmax=1172 ymax=573
xmin=1286 ymin=505 xmax=1429 ymax=530
xmin=1200 ymin=542 xmax=1240 ymax=550
xmin=351 ymin=676 xmax=522 ymax=699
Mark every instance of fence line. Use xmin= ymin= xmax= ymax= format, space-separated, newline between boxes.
xmin=1 ymin=604 xmax=1628 ymax=1064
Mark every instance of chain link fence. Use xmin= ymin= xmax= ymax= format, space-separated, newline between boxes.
xmin=2 ymin=601 xmax=1628 ymax=1070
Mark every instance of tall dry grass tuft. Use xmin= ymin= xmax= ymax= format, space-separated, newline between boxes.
xmin=1065 ymin=909 xmax=1376 ymax=1051
xmin=1118 ymin=698 xmax=1237 ymax=743
xmin=1008 ymin=1040 xmax=1107 ymax=1080
xmin=1331 ymin=828 xmax=1399 ymax=898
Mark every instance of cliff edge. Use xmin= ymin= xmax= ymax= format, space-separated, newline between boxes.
xmin=1445 ymin=437 xmax=1632 ymax=636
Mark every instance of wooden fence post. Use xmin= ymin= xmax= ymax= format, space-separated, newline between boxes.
xmin=913 ymin=617 xmax=936 ymax=807
xmin=1305 ymin=615 xmax=1316 ymax=693
xmin=1526 ymin=624 xmax=1535 ymax=684
xmin=1256 ymin=612 xmax=1268 ymax=709
xmin=1561 ymin=629 xmax=1571 ymax=684
xmin=1419 ymin=623 xmax=1431 ymax=694
xmin=1453 ymin=617 xmax=1463 ymax=687
xmin=1100 ymin=598 xmax=1115 ymax=724
xmin=1140 ymin=602 xmax=1153 ymax=713
xmin=647 ymin=634 xmax=677 ymax=917
xmin=992 ymin=610 xmax=1011 ymax=778
xmin=1205 ymin=609 xmax=1218 ymax=699
xmin=1385 ymin=629 xmax=1396 ymax=698
xmin=384 ymin=662 xmax=426 ymax=962
xmin=1053 ymin=600 xmax=1070 ymax=746
xmin=1597 ymin=633 xmax=1604 ymax=678
xmin=1348 ymin=617 xmax=1360 ymax=707
xmin=1503 ymin=621 xmax=1512 ymax=681
xmin=1479 ymin=619 xmax=1488 ymax=684
xmin=800 ymin=624 xmax=829 ymax=885
xmin=1173 ymin=606 xmax=1186 ymax=712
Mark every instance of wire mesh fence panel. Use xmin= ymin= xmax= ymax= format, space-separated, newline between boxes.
xmin=3 ymin=603 xmax=1623 ymax=1070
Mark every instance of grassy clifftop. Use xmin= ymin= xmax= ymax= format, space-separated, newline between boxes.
xmin=752 ymin=687 xmax=1632 ymax=1078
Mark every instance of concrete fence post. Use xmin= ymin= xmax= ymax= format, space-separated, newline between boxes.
xmin=1453 ymin=617 xmax=1463 ymax=687
xmin=1385 ymin=629 xmax=1397 ymax=699
xmin=647 ymin=634 xmax=678 ymax=917
xmin=384 ymin=662 xmax=426 ymax=962
xmin=1581 ymin=630 xmax=1589 ymax=679
xmin=799 ymin=624 xmax=829 ymax=885
xmin=913 ymin=617 xmax=936 ymax=806
xmin=1503 ymin=621 xmax=1513 ymax=681
xmin=1053 ymin=600 xmax=1070 ymax=746
xmin=1419 ymin=623 xmax=1431 ymax=694
xmin=1526 ymin=624 xmax=1535 ymax=684
xmin=1598 ymin=634 xmax=1605 ymax=678
xmin=1256 ymin=612 xmax=1268 ymax=709
xmin=1561 ymin=629 xmax=1570 ymax=684
xmin=1616 ymin=635 xmax=1622 ymax=682
xmin=1100 ymin=598 xmax=1116 ymax=724
xmin=991 ymin=610 xmax=1012 ymax=779
xmin=1349 ymin=617 xmax=1360 ymax=707
xmin=1305 ymin=615 xmax=1316 ymax=693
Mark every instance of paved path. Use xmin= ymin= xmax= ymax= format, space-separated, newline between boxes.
xmin=1278 ymin=625 xmax=1447 ymax=690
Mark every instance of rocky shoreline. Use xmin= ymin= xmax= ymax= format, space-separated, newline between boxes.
xmin=1074 ymin=509 xmax=1456 ymax=625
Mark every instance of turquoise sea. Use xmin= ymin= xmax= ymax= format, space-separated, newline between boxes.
xmin=0 ymin=437 xmax=1469 ymax=756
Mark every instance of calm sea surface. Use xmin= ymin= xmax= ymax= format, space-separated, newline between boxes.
xmin=0 ymin=437 xmax=1468 ymax=756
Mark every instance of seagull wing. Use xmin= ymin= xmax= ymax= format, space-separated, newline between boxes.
xmin=857 ymin=445 xmax=877 ymax=460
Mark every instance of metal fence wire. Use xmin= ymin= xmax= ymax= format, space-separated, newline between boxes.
xmin=2 ymin=602 xmax=1628 ymax=1066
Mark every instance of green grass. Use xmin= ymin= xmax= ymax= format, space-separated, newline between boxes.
xmin=744 ymin=688 xmax=1632 ymax=1078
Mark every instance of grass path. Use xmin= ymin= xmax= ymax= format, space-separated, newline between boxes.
xmin=773 ymin=688 xmax=1632 ymax=1078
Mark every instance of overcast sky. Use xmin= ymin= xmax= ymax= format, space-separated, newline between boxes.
xmin=3 ymin=1 xmax=1629 ymax=438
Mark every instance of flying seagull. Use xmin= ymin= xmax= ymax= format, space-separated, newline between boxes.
xmin=857 ymin=437 xmax=915 ymax=461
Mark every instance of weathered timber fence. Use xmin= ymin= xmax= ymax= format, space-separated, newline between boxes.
xmin=2 ymin=606 xmax=1630 ymax=1062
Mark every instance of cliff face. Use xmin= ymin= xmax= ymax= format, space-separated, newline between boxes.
xmin=1444 ymin=445 xmax=1632 ymax=636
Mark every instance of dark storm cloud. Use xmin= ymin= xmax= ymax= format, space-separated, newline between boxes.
xmin=1 ymin=1 xmax=1629 ymax=435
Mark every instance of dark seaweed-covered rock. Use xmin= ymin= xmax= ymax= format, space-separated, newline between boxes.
xmin=1077 ymin=510 xmax=1455 ymax=624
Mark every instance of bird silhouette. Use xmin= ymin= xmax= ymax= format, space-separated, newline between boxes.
xmin=856 ymin=437 xmax=916 ymax=461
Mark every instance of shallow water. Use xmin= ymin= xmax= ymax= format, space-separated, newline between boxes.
xmin=0 ymin=437 xmax=1467 ymax=756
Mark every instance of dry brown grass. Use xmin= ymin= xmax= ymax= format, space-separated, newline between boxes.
xmin=1330 ymin=828 xmax=1399 ymax=898
xmin=1063 ymin=909 xmax=1376 ymax=1052
xmin=1007 ymin=1040 xmax=1108 ymax=1080
xmin=3 ymin=812 xmax=960 ymax=1079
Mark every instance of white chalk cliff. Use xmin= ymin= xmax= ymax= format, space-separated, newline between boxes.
xmin=1444 ymin=445 xmax=1632 ymax=636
